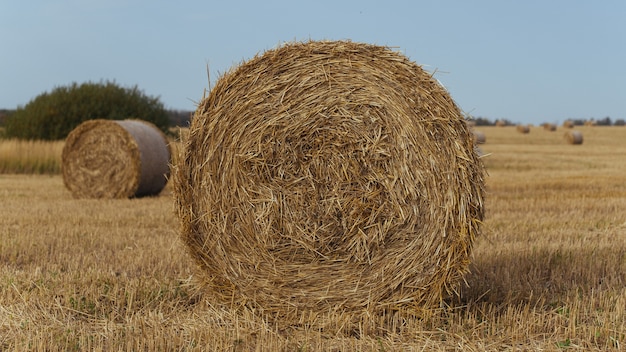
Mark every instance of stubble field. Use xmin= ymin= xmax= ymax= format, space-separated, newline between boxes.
xmin=1 ymin=125 xmax=625 ymax=351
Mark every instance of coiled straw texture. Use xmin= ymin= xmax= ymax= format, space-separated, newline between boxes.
xmin=174 ymin=40 xmax=485 ymax=319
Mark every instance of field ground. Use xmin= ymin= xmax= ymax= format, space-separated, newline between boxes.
xmin=1 ymin=125 xmax=625 ymax=351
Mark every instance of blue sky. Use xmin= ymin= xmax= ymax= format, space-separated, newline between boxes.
xmin=1 ymin=1 xmax=624 ymax=124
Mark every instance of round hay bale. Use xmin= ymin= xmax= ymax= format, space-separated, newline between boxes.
xmin=174 ymin=40 xmax=485 ymax=317
xmin=564 ymin=130 xmax=583 ymax=145
xmin=62 ymin=119 xmax=171 ymax=198
xmin=495 ymin=120 xmax=506 ymax=127
xmin=562 ymin=120 xmax=575 ymax=128
xmin=473 ymin=130 xmax=486 ymax=144
xmin=542 ymin=123 xmax=557 ymax=131
xmin=516 ymin=124 xmax=530 ymax=134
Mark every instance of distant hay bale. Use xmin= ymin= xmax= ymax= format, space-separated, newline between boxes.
xmin=516 ymin=124 xmax=530 ymax=134
xmin=584 ymin=120 xmax=597 ymax=127
xmin=542 ymin=123 xmax=557 ymax=131
xmin=174 ymin=40 xmax=485 ymax=319
xmin=473 ymin=130 xmax=486 ymax=144
xmin=564 ymin=130 xmax=584 ymax=145
xmin=563 ymin=120 xmax=575 ymax=128
xmin=495 ymin=120 xmax=506 ymax=127
xmin=62 ymin=119 xmax=171 ymax=198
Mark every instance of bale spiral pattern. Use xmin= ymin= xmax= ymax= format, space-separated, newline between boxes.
xmin=175 ymin=40 xmax=485 ymax=315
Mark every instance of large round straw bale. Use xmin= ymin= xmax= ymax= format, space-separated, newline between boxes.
xmin=516 ymin=124 xmax=530 ymax=133
xmin=174 ymin=40 xmax=485 ymax=317
xmin=62 ymin=119 xmax=170 ymax=198
xmin=564 ymin=130 xmax=583 ymax=145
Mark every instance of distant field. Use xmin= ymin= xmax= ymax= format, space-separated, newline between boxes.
xmin=0 ymin=125 xmax=625 ymax=351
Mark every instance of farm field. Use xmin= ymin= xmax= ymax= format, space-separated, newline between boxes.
xmin=1 ymin=125 xmax=625 ymax=351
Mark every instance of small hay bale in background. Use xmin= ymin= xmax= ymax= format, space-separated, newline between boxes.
xmin=563 ymin=120 xmax=575 ymax=128
xmin=516 ymin=124 xmax=530 ymax=134
xmin=495 ymin=120 xmax=506 ymax=127
xmin=584 ymin=120 xmax=597 ymax=126
xmin=564 ymin=130 xmax=584 ymax=145
xmin=174 ymin=40 xmax=485 ymax=320
xmin=473 ymin=130 xmax=486 ymax=144
xmin=62 ymin=119 xmax=170 ymax=198
xmin=542 ymin=123 xmax=557 ymax=131
xmin=464 ymin=119 xmax=476 ymax=128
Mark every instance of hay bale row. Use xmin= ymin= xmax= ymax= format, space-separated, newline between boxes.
xmin=62 ymin=119 xmax=171 ymax=199
xmin=174 ymin=40 xmax=485 ymax=319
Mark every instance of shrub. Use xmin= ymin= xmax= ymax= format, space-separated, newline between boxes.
xmin=4 ymin=81 xmax=170 ymax=140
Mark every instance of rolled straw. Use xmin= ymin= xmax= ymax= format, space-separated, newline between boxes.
xmin=62 ymin=119 xmax=170 ymax=198
xmin=174 ymin=40 xmax=485 ymax=319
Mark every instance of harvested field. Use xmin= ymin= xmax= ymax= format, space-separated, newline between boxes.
xmin=0 ymin=125 xmax=625 ymax=350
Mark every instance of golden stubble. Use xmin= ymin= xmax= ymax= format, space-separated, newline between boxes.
xmin=0 ymin=125 xmax=624 ymax=350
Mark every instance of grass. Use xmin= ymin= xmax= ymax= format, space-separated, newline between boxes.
xmin=0 ymin=125 xmax=625 ymax=350
xmin=0 ymin=139 xmax=63 ymax=174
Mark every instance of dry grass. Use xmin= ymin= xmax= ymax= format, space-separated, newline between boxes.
xmin=1 ymin=126 xmax=625 ymax=350
xmin=0 ymin=139 xmax=63 ymax=174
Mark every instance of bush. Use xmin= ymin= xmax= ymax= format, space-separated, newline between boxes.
xmin=4 ymin=81 xmax=170 ymax=140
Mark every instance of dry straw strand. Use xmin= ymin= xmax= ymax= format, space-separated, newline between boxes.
xmin=62 ymin=119 xmax=171 ymax=198
xmin=174 ymin=40 xmax=485 ymax=322
xmin=564 ymin=130 xmax=584 ymax=145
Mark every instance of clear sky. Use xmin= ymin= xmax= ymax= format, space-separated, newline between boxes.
xmin=1 ymin=1 xmax=625 ymax=124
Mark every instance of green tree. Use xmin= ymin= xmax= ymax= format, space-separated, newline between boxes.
xmin=5 ymin=81 xmax=170 ymax=140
